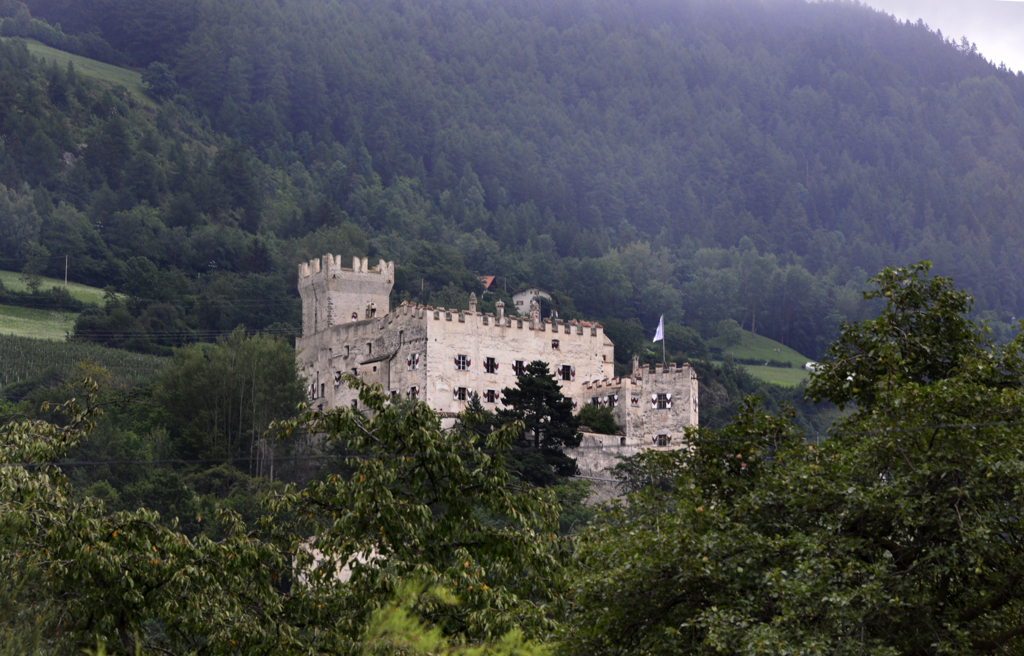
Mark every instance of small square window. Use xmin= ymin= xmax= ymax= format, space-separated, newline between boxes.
xmin=456 ymin=387 xmax=468 ymax=401
xmin=455 ymin=354 xmax=469 ymax=371
xmin=484 ymin=389 xmax=498 ymax=403
xmin=484 ymin=357 xmax=498 ymax=374
xmin=657 ymin=394 xmax=669 ymax=410
xmin=559 ymin=365 xmax=572 ymax=381
xmin=551 ymin=339 xmax=560 ymax=350
xmin=513 ymin=360 xmax=526 ymax=376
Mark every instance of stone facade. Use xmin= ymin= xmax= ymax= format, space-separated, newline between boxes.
xmin=296 ymin=254 xmax=698 ymax=474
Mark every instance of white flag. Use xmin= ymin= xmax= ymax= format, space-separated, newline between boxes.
xmin=653 ymin=315 xmax=664 ymax=342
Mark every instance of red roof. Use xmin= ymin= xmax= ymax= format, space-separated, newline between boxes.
xmin=478 ymin=276 xmax=496 ymax=290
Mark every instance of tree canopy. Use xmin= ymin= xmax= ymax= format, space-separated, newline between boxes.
xmin=564 ymin=263 xmax=1024 ymax=655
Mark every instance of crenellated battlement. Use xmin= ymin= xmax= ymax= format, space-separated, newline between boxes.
xmin=298 ymin=254 xmax=395 ymax=337
xmin=297 ymin=256 xmax=695 ymax=446
xmin=580 ymin=363 xmax=694 ymax=390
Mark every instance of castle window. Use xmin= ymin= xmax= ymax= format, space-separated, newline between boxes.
xmin=590 ymin=397 xmax=601 ymax=407
xmin=484 ymin=357 xmax=498 ymax=374
xmin=345 ymin=346 xmax=350 ymax=358
xmin=484 ymin=389 xmax=499 ymax=403
xmin=620 ymin=436 xmax=627 ymax=446
xmin=407 ymin=385 xmax=419 ymax=399
xmin=655 ymin=434 xmax=671 ymax=447
xmin=407 ymin=353 xmax=420 ymax=370
xmin=367 ymin=343 xmax=372 ymax=355
xmin=351 ymin=368 xmax=358 ymax=376
xmin=351 ymin=399 xmax=358 ymax=409
xmin=608 ymin=394 xmax=618 ymax=408
xmin=654 ymin=393 xmax=672 ymax=410
xmin=455 ymin=354 xmax=470 ymax=371
xmin=320 ymin=383 xmax=325 ymax=397
xmin=389 ymin=390 xmax=399 ymax=400
xmin=513 ymin=360 xmax=526 ymax=376
xmin=351 ymin=312 xmax=358 ymax=322
xmin=551 ymin=339 xmax=560 ymax=350
xmin=455 ymin=387 xmax=468 ymax=401
xmin=559 ymin=365 xmax=574 ymax=381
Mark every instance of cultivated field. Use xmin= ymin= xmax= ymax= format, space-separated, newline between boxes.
xmin=0 ymin=333 xmax=167 ymax=390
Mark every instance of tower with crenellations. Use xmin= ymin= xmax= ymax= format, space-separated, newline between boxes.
xmin=298 ymin=255 xmax=395 ymax=337
xmin=294 ymin=254 xmax=698 ymax=478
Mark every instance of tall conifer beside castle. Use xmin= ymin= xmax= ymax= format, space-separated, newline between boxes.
xmin=498 ymin=360 xmax=582 ymax=486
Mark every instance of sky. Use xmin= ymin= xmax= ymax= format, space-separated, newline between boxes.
xmin=851 ymin=0 xmax=1024 ymax=72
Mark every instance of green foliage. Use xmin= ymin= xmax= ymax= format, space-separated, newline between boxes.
xmin=576 ymin=404 xmax=620 ymax=435
xmin=155 ymin=327 xmax=303 ymax=461
xmin=361 ymin=581 xmax=551 ymax=655
xmin=272 ymin=378 xmax=568 ymax=646
xmin=497 ymin=361 xmax=582 ymax=486
xmin=565 ymin=263 xmax=1024 ymax=655
xmin=0 ymin=376 xmax=568 ymax=652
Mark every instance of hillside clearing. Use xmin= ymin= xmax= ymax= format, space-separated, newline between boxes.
xmin=722 ymin=332 xmax=812 ymax=387
xmin=5 ymin=38 xmax=149 ymax=102
xmin=0 ymin=269 xmax=106 ymax=306
xmin=0 ymin=305 xmax=76 ymax=341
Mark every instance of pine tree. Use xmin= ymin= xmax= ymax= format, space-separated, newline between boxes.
xmin=497 ymin=360 xmax=581 ymax=486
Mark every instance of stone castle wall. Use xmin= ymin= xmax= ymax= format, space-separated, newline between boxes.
xmin=296 ymin=254 xmax=698 ymax=479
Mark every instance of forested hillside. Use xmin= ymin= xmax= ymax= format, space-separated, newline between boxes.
xmin=5 ymin=0 xmax=1024 ymax=363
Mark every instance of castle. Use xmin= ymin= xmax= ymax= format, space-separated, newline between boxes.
xmin=296 ymin=254 xmax=698 ymax=473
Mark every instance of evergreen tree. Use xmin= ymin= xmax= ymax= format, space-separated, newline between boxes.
xmin=497 ymin=360 xmax=581 ymax=486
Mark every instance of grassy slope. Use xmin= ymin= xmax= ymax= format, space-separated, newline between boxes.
xmin=0 ymin=305 xmax=76 ymax=341
xmin=0 ymin=271 xmax=109 ymax=341
xmin=724 ymin=332 xmax=813 ymax=387
xmin=0 ymin=269 xmax=106 ymax=305
xmin=5 ymin=38 xmax=150 ymax=102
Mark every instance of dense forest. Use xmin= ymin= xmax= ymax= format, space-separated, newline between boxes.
xmin=0 ymin=0 xmax=1022 ymax=365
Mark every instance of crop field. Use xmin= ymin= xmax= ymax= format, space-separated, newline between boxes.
xmin=0 ymin=333 xmax=168 ymax=390
xmin=0 ymin=269 xmax=106 ymax=305
xmin=5 ymin=38 xmax=149 ymax=101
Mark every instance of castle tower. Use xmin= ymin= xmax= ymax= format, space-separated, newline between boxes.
xmin=297 ymin=255 xmax=395 ymax=337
